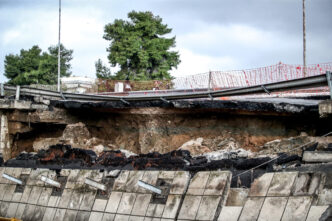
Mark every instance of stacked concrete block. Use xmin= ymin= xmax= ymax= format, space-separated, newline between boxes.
xmin=222 ymin=172 xmax=332 ymax=221
xmin=1 ymin=167 xmax=332 ymax=220
xmin=108 ymin=170 xmax=190 ymax=220
xmin=218 ymin=188 xmax=248 ymax=221
xmin=178 ymin=171 xmax=231 ymax=221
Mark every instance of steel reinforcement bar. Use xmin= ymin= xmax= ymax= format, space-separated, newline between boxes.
xmin=1 ymin=72 xmax=331 ymax=102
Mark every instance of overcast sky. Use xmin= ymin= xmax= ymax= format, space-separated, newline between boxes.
xmin=0 ymin=0 xmax=331 ymax=82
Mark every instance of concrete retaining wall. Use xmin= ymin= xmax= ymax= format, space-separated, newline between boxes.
xmin=0 ymin=167 xmax=331 ymax=221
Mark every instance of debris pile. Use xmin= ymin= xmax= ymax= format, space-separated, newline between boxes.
xmin=3 ymin=144 xmax=304 ymax=171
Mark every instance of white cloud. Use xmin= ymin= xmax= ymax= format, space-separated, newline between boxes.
xmin=171 ymin=48 xmax=238 ymax=77
xmin=2 ymin=30 xmax=21 ymax=45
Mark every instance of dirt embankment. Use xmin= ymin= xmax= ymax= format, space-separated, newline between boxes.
xmin=3 ymin=103 xmax=330 ymax=161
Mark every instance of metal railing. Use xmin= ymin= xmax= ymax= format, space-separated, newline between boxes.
xmin=1 ymin=72 xmax=331 ymax=102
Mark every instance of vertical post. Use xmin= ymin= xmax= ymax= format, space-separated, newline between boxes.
xmin=57 ymin=0 xmax=61 ymax=92
xmin=208 ymin=71 xmax=212 ymax=92
xmin=303 ymin=0 xmax=307 ymax=77
xmin=0 ymin=113 xmax=11 ymax=161
xmin=15 ymin=86 xmax=20 ymax=100
xmin=326 ymin=71 xmax=332 ymax=99
xmin=0 ymin=83 xmax=4 ymax=97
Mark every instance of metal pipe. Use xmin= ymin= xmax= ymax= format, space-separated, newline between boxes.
xmin=137 ymin=180 xmax=162 ymax=194
xmin=57 ymin=0 xmax=61 ymax=92
xmin=303 ymin=0 xmax=307 ymax=77
xmin=40 ymin=175 xmax=61 ymax=188
xmin=15 ymin=86 xmax=20 ymax=100
xmin=84 ymin=178 xmax=106 ymax=191
xmin=2 ymin=173 xmax=23 ymax=185
xmin=326 ymin=71 xmax=332 ymax=99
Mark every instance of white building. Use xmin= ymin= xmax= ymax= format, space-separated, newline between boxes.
xmin=61 ymin=76 xmax=96 ymax=94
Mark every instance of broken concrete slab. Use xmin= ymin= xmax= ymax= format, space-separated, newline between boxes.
xmin=218 ymin=206 xmax=243 ymax=221
xmin=89 ymin=212 xmax=104 ymax=221
xmin=303 ymin=151 xmax=332 ymax=163
xmin=48 ymin=196 xmax=60 ymax=207
xmin=238 ymin=197 xmax=265 ymax=221
xmin=75 ymin=211 xmax=91 ymax=221
xmin=131 ymin=194 xmax=152 ymax=216
xmin=195 ymin=195 xmax=221 ymax=220
xmin=42 ymin=207 xmax=57 ymax=221
xmin=113 ymin=171 xmax=130 ymax=191
xmin=102 ymin=213 xmax=115 ymax=221
xmin=58 ymin=189 xmax=73 ymax=208
xmin=169 ymin=171 xmax=190 ymax=195
xmin=31 ymin=206 xmax=47 ymax=221
xmin=11 ymin=192 xmax=22 ymax=202
xmin=2 ymin=184 xmax=16 ymax=201
xmin=257 ymin=197 xmax=288 ymax=221
xmin=124 ymin=171 xmax=145 ymax=192
xmin=105 ymin=191 xmax=122 ymax=213
xmin=92 ymin=199 xmax=108 ymax=212
xmin=114 ymin=214 xmax=130 ymax=221
xmin=53 ymin=208 xmax=67 ymax=221
xmin=20 ymin=186 xmax=33 ymax=203
xmin=203 ymin=171 xmax=230 ymax=196
xmin=21 ymin=204 xmax=36 ymax=221
xmin=146 ymin=203 xmax=165 ymax=218
xmin=68 ymin=190 xmax=84 ymax=210
xmin=226 ymin=188 xmax=249 ymax=206
xmin=187 ymin=171 xmax=210 ymax=195
xmin=15 ymin=203 xmax=26 ymax=220
xmin=80 ymin=190 xmax=97 ymax=211
xmin=178 ymin=195 xmax=202 ymax=220
xmin=281 ymin=196 xmax=312 ymax=221
xmin=162 ymin=195 xmax=182 ymax=219
xmin=37 ymin=187 xmax=52 ymax=206
xmin=306 ymin=206 xmax=329 ymax=221
xmin=117 ymin=192 xmax=137 ymax=215
xmin=317 ymin=189 xmax=332 ymax=205
xmin=5 ymin=202 xmax=18 ymax=218
xmin=249 ymin=173 xmax=274 ymax=197
xmin=63 ymin=210 xmax=78 ymax=221
xmin=28 ymin=186 xmax=43 ymax=204
xmin=292 ymin=173 xmax=321 ymax=196
xmin=267 ymin=172 xmax=297 ymax=196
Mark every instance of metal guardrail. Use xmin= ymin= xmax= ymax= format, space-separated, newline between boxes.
xmin=1 ymin=72 xmax=331 ymax=102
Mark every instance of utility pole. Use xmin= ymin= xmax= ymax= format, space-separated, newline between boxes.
xmin=303 ymin=0 xmax=307 ymax=77
xmin=57 ymin=0 xmax=61 ymax=92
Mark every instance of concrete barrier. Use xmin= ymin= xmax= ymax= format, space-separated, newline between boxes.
xmin=0 ymin=167 xmax=331 ymax=221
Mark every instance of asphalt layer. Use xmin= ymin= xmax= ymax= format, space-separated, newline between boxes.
xmin=51 ymin=97 xmax=324 ymax=115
